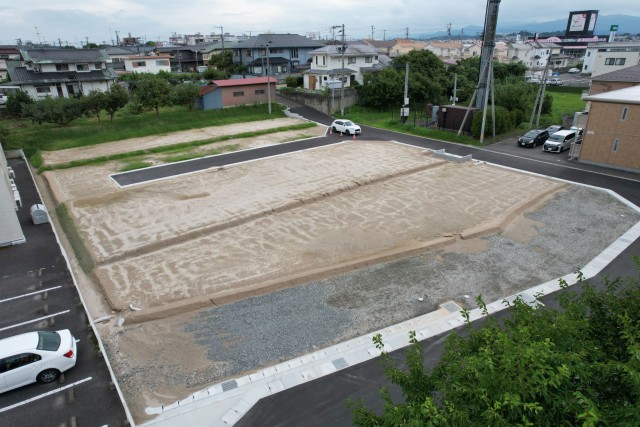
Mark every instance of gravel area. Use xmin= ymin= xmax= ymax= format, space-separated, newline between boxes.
xmin=180 ymin=185 xmax=640 ymax=383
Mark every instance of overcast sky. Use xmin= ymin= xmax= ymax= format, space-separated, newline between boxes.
xmin=0 ymin=1 xmax=637 ymax=46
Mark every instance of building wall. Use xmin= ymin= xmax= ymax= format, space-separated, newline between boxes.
xmin=22 ymin=80 xmax=111 ymax=99
xmin=589 ymin=80 xmax=637 ymax=95
xmin=219 ymin=84 xmax=275 ymax=107
xmin=124 ymin=58 xmax=171 ymax=74
xmin=279 ymin=88 xmax=358 ymax=115
xmin=579 ymin=101 xmax=640 ymax=172
xmin=588 ymin=50 xmax=640 ymax=77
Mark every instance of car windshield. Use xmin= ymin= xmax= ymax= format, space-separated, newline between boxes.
xmin=343 ymin=121 xmax=354 ymax=126
xmin=37 ymin=331 xmax=61 ymax=351
xmin=524 ymin=131 xmax=539 ymax=137
xmin=548 ymin=134 xmax=563 ymax=142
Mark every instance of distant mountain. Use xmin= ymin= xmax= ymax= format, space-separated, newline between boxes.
xmin=497 ymin=14 xmax=640 ymax=35
xmin=419 ymin=14 xmax=640 ymax=39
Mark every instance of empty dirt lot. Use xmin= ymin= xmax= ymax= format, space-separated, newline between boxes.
xmin=37 ymin=121 xmax=640 ymax=422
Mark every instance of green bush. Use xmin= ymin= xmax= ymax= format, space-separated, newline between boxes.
xmin=285 ymin=76 xmax=303 ymax=88
xmin=6 ymin=90 xmax=35 ymax=117
xmin=471 ymin=106 xmax=513 ymax=137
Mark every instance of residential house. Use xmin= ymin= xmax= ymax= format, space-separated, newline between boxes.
xmin=122 ymin=56 xmax=172 ymax=74
xmin=507 ymin=41 xmax=561 ymax=71
xmin=196 ymin=76 xmax=275 ymax=110
xmin=463 ymin=41 xmax=483 ymax=59
xmin=389 ymin=39 xmax=427 ymax=57
xmin=0 ymin=46 xmax=21 ymax=80
xmin=232 ymin=34 xmax=325 ymax=77
xmin=579 ymin=85 xmax=640 ymax=172
xmin=581 ymin=41 xmax=640 ymax=76
xmin=5 ymin=48 xmax=117 ymax=99
xmin=304 ymin=44 xmax=382 ymax=90
xmin=424 ymin=41 xmax=463 ymax=61
xmin=157 ymin=46 xmax=209 ymax=72
xmin=361 ymin=39 xmax=395 ymax=56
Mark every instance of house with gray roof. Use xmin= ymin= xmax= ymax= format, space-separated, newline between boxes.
xmin=232 ymin=34 xmax=325 ymax=77
xmin=5 ymin=48 xmax=117 ymax=99
xmin=157 ymin=45 xmax=209 ymax=72
xmin=304 ymin=44 xmax=384 ymax=90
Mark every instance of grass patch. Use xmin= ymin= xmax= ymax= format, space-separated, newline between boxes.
xmin=343 ymin=106 xmax=480 ymax=145
xmin=162 ymin=144 xmax=240 ymax=163
xmin=39 ymin=123 xmax=316 ymax=172
xmin=120 ymin=161 xmax=154 ymax=172
xmin=1 ymin=104 xmax=288 ymax=152
xmin=55 ymin=203 xmax=95 ymax=274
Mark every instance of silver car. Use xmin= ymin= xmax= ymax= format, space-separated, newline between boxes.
xmin=543 ymin=130 xmax=577 ymax=153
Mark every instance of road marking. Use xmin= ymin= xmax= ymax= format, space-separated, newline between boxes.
xmin=1 ymin=265 xmax=56 ymax=280
xmin=0 ymin=310 xmax=70 ymax=332
xmin=0 ymin=377 xmax=92 ymax=413
xmin=0 ymin=286 xmax=63 ymax=304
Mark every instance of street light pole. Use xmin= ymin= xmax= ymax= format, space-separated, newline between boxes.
xmin=340 ymin=23 xmax=345 ymax=117
xmin=266 ymin=41 xmax=272 ymax=115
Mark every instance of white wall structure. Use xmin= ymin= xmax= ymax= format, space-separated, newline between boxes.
xmin=582 ymin=42 xmax=640 ymax=76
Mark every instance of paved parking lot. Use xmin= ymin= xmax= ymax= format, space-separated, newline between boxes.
xmin=0 ymin=157 xmax=129 ymax=426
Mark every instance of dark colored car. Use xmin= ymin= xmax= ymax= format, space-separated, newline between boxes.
xmin=546 ymin=125 xmax=565 ymax=134
xmin=518 ymin=129 xmax=549 ymax=148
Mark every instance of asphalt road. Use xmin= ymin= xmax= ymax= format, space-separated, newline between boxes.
xmin=0 ymin=158 xmax=129 ymax=426
xmin=234 ymin=105 xmax=640 ymax=426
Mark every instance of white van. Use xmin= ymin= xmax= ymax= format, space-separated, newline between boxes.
xmin=543 ymin=130 xmax=576 ymax=153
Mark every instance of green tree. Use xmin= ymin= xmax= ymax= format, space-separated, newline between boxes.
xmin=22 ymin=97 xmax=83 ymax=125
xmin=133 ymin=74 xmax=172 ymax=115
xmin=6 ymin=90 xmax=34 ymax=117
xmin=208 ymin=50 xmax=245 ymax=76
xmin=349 ymin=263 xmax=640 ymax=426
xmin=171 ymin=83 xmax=200 ymax=110
xmin=203 ymin=67 xmax=227 ymax=80
xmin=104 ymin=84 xmax=129 ymax=121
xmin=81 ymin=89 xmax=107 ymax=122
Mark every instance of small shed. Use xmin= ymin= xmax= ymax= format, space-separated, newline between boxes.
xmin=437 ymin=105 xmax=478 ymax=134
xmin=196 ymin=77 xmax=275 ymax=110
xmin=30 ymin=204 xmax=49 ymax=225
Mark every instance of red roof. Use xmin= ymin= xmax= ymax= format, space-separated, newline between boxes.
xmin=211 ymin=77 xmax=273 ymax=87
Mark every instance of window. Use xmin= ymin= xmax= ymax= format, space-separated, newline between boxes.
xmin=365 ymin=56 xmax=372 ymax=63
xmin=375 ymin=55 xmax=378 ymax=60
xmin=0 ymin=353 xmax=42 ymax=373
xmin=348 ymin=57 xmax=356 ymax=64
xmin=612 ymin=139 xmax=620 ymax=152
xmin=36 ymin=86 xmax=51 ymax=93
xmin=271 ymin=48 xmax=283 ymax=54
xmin=291 ymin=48 xmax=299 ymax=58
xmin=621 ymin=107 xmax=628 ymax=121
xmin=37 ymin=331 xmax=61 ymax=351
xmin=76 ymin=63 xmax=89 ymax=71
xmin=587 ymin=51 xmax=591 ymax=56
xmin=233 ymin=91 xmax=244 ymax=97
xmin=94 ymin=63 xmax=102 ymax=69
xmin=605 ymin=57 xmax=626 ymax=66
xmin=255 ymin=89 xmax=265 ymax=95
xmin=616 ymin=58 xmax=626 ymax=65
xmin=245 ymin=50 xmax=252 ymax=57
xmin=156 ymin=60 xmax=169 ymax=66
xmin=315 ymin=56 xmax=318 ymax=65
xmin=322 ymin=56 xmax=326 ymax=66
xmin=133 ymin=61 xmax=146 ymax=68
xmin=55 ymin=64 xmax=69 ymax=71
xmin=280 ymin=65 xmax=287 ymax=73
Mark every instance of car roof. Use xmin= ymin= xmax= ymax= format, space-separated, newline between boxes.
xmin=0 ymin=332 xmax=40 ymax=357
xmin=550 ymin=129 xmax=574 ymax=136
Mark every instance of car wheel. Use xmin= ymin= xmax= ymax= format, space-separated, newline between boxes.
xmin=345 ymin=129 xmax=351 ymax=135
xmin=37 ymin=368 xmax=60 ymax=384
xmin=332 ymin=126 xmax=337 ymax=132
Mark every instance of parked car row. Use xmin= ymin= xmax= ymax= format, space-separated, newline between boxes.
xmin=518 ymin=125 xmax=583 ymax=154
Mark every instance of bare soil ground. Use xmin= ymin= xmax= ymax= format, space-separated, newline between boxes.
xmin=36 ymin=119 xmax=640 ymax=423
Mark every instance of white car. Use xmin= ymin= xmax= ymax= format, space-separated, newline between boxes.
xmin=0 ymin=94 xmax=7 ymax=105
xmin=0 ymin=329 xmax=77 ymax=393
xmin=331 ymin=119 xmax=361 ymax=135
xmin=568 ymin=68 xmax=581 ymax=74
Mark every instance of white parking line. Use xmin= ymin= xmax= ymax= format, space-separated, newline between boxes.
xmin=0 ymin=286 xmax=63 ymax=304
xmin=0 ymin=310 xmax=70 ymax=332
xmin=0 ymin=377 xmax=92 ymax=413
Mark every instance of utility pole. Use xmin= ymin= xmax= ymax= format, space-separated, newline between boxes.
xmin=401 ymin=62 xmax=409 ymax=123
xmin=85 ymin=36 xmax=89 ymax=47
xmin=339 ymin=24 xmax=346 ymax=116
xmin=35 ymin=26 xmax=42 ymax=46
xmin=266 ymin=41 xmax=272 ymax=115
xmin=115 ymin=30 xmax=120 ymax=46
xmin=476 ymin=0 xmax=500 ymax=109
xmin=371 ymin=25 xmax=375 ymax=40
xmin=452 ymin=74 xmax=457 ymax=105
xmin=383 ymin=30 xmax=387 ymax=41
xmin=216 ymin=26 xmax=224 ymax=51
xmin=447 ymin=23 xmax=452 ymax=41
xmin=405 ymin=27 xmax=409 ymax=39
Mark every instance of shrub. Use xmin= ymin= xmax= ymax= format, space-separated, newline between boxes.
xmin=6 ymin=90 xmax=34 ymax=117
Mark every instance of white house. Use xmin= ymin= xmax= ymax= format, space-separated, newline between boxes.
xmin=582 ymin=41 xmax=640 ymax=76
xmin=123 ymin=56 xmax=172 ymax=74
xmin=6 ymin=48 xmax=117 ymax=99
xmin=506 ymin=41 xmax=561 ymax=71
xmin=304 ymin=44 xmax=382 ymax=90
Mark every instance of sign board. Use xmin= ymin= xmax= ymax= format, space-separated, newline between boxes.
xmin=610 ymin=25 xmax=619 ymax=31
xmin=400 ymin=107 xmax=409 ymax=117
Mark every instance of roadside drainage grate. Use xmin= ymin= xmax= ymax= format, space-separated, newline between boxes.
xmin=332 ymin=357 xmax=349 ymax=370
xmin=221 ymin=380 xmax=238 ymax=392
xmin=442 ymin=301 xmax=462 ymax=313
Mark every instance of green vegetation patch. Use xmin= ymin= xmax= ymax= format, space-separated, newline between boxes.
xmin=55 ymin=203 xmax=95 ymax=273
